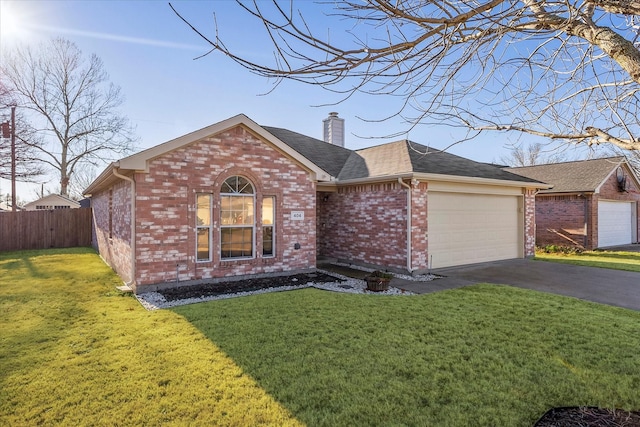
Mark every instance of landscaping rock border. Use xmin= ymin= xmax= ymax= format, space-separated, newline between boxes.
xmin=135 ymin=269 xmax=415 ymax=310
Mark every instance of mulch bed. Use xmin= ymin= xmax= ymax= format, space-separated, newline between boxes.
xmin=157 ymin=272 xmax=344 ymax=301
xmin=534 ymin=407 xmax=640 ymax=426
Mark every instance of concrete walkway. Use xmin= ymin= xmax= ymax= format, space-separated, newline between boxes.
xmin=320 ymin=257 xmax=640 ymax=311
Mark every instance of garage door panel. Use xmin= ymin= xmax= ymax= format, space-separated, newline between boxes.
xmin=598 ymin=201 xmax=633 ymax=247
xmin=428 ymin=193 xmax=521 ymax=268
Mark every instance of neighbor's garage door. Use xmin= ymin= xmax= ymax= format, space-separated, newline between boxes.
xmin=597 ymin=200 xmax=633 ymax=247
xmin=428 ymin=192 xmax=522 ymax=269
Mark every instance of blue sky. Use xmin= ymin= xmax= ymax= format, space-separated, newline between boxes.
xmin=0 ymin=0 xmax=585 ymax=201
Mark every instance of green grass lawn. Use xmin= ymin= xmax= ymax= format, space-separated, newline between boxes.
xmin=0 ymin=248 xmax=301 ymax=426
xmin=2 ymin=249 xmax=640 ymax=426
xmin=536 ymin=249 xmax=640 ymax=272
xmin=174 ymin=284 xmax=640 ymax=426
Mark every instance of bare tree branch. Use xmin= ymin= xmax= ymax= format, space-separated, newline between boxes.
xmin=0 ymin=38 xmax=136 ymax=196
xmin=172 ymin=0 xmax=640 ymax=151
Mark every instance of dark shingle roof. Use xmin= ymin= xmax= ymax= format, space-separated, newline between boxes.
xmin=264 ymin=126 xmax=542 ymax=185
xmin=345 ymin=140 xmax=541 ymax=183
xmin=506 ymin=157 xmax=624 ymax=193
xmin=262 ymin=126 xmax=354 ymax=177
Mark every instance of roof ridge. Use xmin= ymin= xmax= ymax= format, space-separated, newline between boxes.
xmin=508 ymin=156 xmax=625 ymax=170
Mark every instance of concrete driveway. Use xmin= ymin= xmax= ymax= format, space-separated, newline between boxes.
xmin=403 ymin=258 xmax=640 ymax=311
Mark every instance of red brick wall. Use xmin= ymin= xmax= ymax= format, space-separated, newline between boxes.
xmin=318 ymin=181 xmax=532 ymax=272
xmin=535 ymin=165 xmax=640 ymax=249
xmin=524 ymin=189 xmax=536 ymax=256
xmin=535 ymin=194 xmax=588 ymax=248
xmin=599 ymin=166 xmax=640 ymax=201
xmin=92 ymin=179 xmax=133 ymax=283
xmin=130 ymin=125 xmax=317 ymax=288
xmin=410 ymin=181 xmax=429 ymax=270
xmin=317 ymin=181 xmax=409 ymax=271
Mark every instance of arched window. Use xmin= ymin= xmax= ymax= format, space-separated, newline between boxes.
xmin=220 ymin=176 xmax=255 ymax=258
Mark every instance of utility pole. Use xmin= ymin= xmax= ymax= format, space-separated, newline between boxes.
xmin=10 ymin=104 xmax=16 ymax=212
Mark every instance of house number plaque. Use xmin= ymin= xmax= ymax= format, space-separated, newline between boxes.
xmin=291 ymin=211 xmax=304 ymax=220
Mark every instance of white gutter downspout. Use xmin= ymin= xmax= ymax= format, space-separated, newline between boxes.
xmin=398 ymin=178 xmax=413 ymax=273
xmin=112 ymin=167 xmax=136 ymax=290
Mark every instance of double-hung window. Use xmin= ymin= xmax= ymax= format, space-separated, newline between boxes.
xmin=220 ymin=176 xmax=255 ymax=259
xmin=196 ymin=194 xmax=212 ymax=262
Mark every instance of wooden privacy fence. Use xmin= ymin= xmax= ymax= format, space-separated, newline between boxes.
xmin=0 ymin=208 xmax=92 ymax=252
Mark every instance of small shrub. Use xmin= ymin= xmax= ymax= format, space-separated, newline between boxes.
xmin=537 ymin=245 xmax=583 ymax=255
xmin=368 ymin=270 xmax=393 ymax=279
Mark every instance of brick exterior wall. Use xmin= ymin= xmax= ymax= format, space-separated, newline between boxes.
xmin=317 ymin=181 xmax=533 ymax=272
xmin=92 ymin=179 xmax=133 ymax=283
xmin=535 ymin=166 xmax=640 ymax=249
xmin=91 ymin=121 xmax=548 ymax=287
xmin=535 ymin=195 xmax=589 ymax=248
xmin=524 ymin=189 xmax=537 ymax=256
xmin=410 ymin=181 xmax=429 ymax=271
xmin=94 ymin=125 xmax=317 ymax=291
xmin=317 ymin=181 xmax=409 ymax=271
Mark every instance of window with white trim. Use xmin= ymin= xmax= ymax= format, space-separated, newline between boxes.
xmin=220 ymin=176 xmax=255 ymax=259
xmin=196 ymin=193 xmax=212 ymax=262
xmin=262 ymin=196 xmax=275 ymax=257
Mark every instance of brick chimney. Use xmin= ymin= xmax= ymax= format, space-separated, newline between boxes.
xmin=323 ymin=112 xmax=345 ymax=147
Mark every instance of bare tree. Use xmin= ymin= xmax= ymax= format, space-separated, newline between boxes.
xmin=0 ymin=38 xmax=135 ymax=196
xmin=0 ymin=82 xmax=44 ymax=182
xmin=173 ymin=0 xmax=640 ymax=151
xmin=67 ymin=163 xmax=97 ymax=200
xmin=499 ymin=142 xmax=571 ymax=166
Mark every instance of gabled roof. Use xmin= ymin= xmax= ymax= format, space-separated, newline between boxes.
xmin=506 ymin=157 xmax=629 ymax=193
xmin=86 ymin=114 xmax=547 ymax=196
xmin=339 ymin=140 xmax=541 ymax=183
xmin=267 ymin=132 xmax=542 ymax=185
xmin=24 ymin=194 xmax=80 ymax=209
xmin=117 ymin=114 xmax=331 ymax=180
xmin=85 ymin=114 xmax=333 ymax=195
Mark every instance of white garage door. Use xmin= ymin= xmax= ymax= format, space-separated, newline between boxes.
xmin=428 ymin=192 xmax=522 ymax=269
xmin=598 ymin=200 xmax=633 ymax=247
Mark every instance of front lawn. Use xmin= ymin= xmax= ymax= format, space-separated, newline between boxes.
xmin=0 ymin=248 xmax=301 ymax=426
xmin=174 ymin=284 xmax=640 ymax=426
xmin=536 ymin=249 xmax=640 ymax=272
xmin=2 ymin=249 xmax=640 ymax=426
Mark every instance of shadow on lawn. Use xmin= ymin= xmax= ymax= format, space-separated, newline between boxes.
xmin=169 ymin=286 xmax=640 ymax=426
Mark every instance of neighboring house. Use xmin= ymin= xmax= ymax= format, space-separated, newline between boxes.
xmin=508 ymin=157 xmax=640 ymax=249
xmin=84 ymin=113 xmax=547 ymax=293
xmin=23 ymin=194 xmax=81 ymax=211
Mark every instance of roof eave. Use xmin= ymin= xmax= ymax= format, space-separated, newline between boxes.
xmin=538 ymin=190 xmax=595 ymax=195
xmin=318 ymin=172 xmax=550 ymax=189
xmin=326 ymin=172 xmax=414 ymax=186
xmin=83 ymin=162 xmax=117 ymax=197
xmin=84 ymin=114 xmax=337 ymax=196
xmin=412 ymin=172 xmax=552 ymax=189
